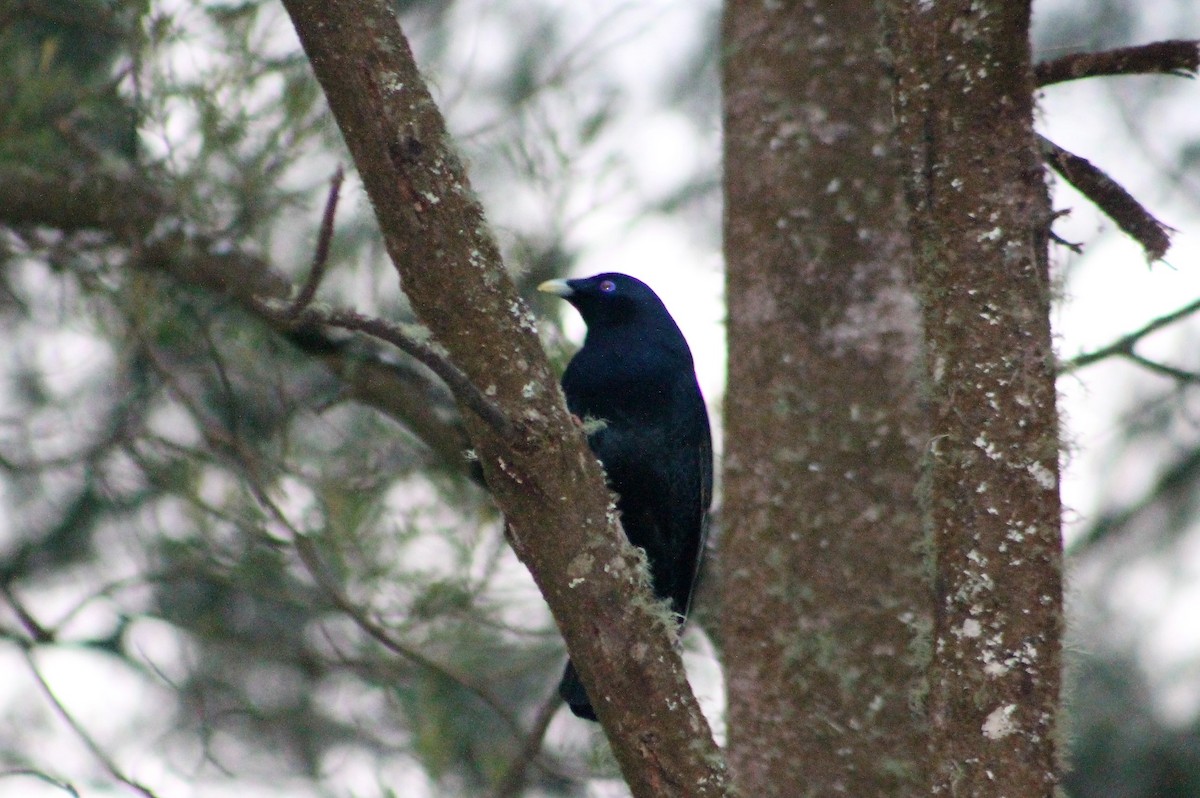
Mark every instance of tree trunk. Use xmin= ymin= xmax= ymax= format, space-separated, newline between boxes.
xmin=889 ymin=1 xmax=1064 ymax=794
xmin=280 ymin=1 xmax=730 ymax=795
xmin=721 ymin=1 xmax=929 ymax=794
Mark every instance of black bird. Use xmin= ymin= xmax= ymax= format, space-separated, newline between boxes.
xmin=538 ymin=272 xmax=712 ymax=721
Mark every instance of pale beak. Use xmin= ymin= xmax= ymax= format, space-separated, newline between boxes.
xmin=537 ymin=278 xmax=574 ymax=297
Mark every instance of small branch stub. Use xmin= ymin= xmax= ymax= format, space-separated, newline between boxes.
xmin=1036 ymin=39 xmax=1200 ymax=86
xmin=1040 ymin=134 xmax=1174 ymax=261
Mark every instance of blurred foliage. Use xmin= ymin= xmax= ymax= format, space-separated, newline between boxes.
xmin=0 ymin=2 xmax=551 ymax=796
xmin=0 ymin=0 xmax=141 ymax=167
xmin=0 ymin=0 xmax=722 ymax=795
xmin=0 ymin=0 xmax=1198 ymax=796
xmin=1034 ymin=2 xmax=1200 ymax=797
xmin=1066 ymin=649 xmax=1200 ymax=798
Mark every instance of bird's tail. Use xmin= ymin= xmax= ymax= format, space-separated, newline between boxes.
xmin=559 ymin=660 xmax=598 ymax=721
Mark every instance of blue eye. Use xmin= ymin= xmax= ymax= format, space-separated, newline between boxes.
xmin=599 ymin=279 xmax=616 ymax=293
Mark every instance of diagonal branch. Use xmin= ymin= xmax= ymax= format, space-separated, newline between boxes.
xmin=22 ymin=649 xmax=161 ymax=798
xmin=291 ymin=535 xmax=523 ymax=730
xmin=0 ymin=770 xmax=81 ymax=798
xmin=490 ymin=688 xmax=563 ymax=798
xmin=285 ymin=165 xmax=345 ymax=318
xmin=1124 ymin=352 xmax=1200 ymax=383
xmin=1070 ymin=446 xmax=1200 ymax=554
xmin=279 ymin=0 xmax=729 ymax=793
xmin=1061 ymin=296 xmax=1200 ymax=373
xmin=1 ymin=583 xmax=56 ymax=644
xmin=254 ymin=300 xmax=514 ymax=438
xmin=1036 ymin=40 xmax=1200 ymax=87
xmin=0 ymin=165 xmax=477 ymax=474
xmin=1039 ymin=134 xmax=1174 ymax=261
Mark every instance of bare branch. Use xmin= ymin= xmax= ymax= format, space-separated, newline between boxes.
xmin=22 ymin=649 xmax=161 ymax=798
xmin=244 ymin=477 xmax=571 ymax=786
xmin=0 ymin=165 xmax=476 ymax=474
xmin=290 ymin=535 xmax=524 ymax=729
xmin=1070 ymin=446 xmax=1200 ymax=554
xmin=127 ymin=390 xmax=540 ymax=765
xmin=1039 ymin=134 xmax=1174 ymax=261
xmin=286 ymin=166 xmax=345 ymax=318
xmin=1061 ymin=296 xmax=1200 ymax=374
xmin=490 ymin=688 xmax=563 ymax=798
xmin=253 ymin=299 xmax=514 ymax=439
xmin=321 ymin=310 xmax=513 ymax=437
xmin=1 ymin=583 xmax=55 ymax=644
xmin=0 ymin=770 xmax=81 ymax=798
xmin=1123 ymin=352 xmax=1200 ymax=383
xmin=1036 ymin=40 xmax=1200 ymax=86
xmin=1046 ymin=209 xmax=1084 ymax=254
xmin=227 ymin=471 xmax=528 ymax=744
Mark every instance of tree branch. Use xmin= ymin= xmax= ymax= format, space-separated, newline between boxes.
xmin=0 ymin=165 xmax=475 ymax=475
xmin=285 ymin=166 xmax=345 ymax=318
xmin=1039 ymin=133 xmax=1174 ymax=261
xmin=1070 ymin=446 xmax=1200 ymax=554
xmin=291 ymin=535 xmax=523 ymax=732
xmin=1122 ymin=352 xmax=1200 ymax=383
xmin=0 ymin=770 xmax=81 ymax=798
xmin=279 ymin=1 xmax=729 ymax=794
xmin=254 ymin=299 xmax=514 ymax=439
xmin=1061 ymin=296 xmax=1200 ymax=375
xmin=490 ymin=688 xmax=563 ymax=798
xmin=1036 ymin=40 xmax=1200 ymax=87
xmin=22 ymin=649 xmax=161 ymax=798
xmin=1 ymin=583 xmax=56 ymax=644
xmin=266 ymin=488 xmax=570 ymax=787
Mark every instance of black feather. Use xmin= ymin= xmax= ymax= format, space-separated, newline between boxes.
xmin=539 ymin=272 xmax=712 ymax=722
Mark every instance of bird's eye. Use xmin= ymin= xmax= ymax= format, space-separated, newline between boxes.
xmin=599 ymin=279 xmax=616 ymax=293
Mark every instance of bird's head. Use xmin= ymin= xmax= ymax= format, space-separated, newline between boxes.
xmin=537 ymin=272 xmax=673 ymax=331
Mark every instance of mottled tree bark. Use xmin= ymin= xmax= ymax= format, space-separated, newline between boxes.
xmin=890 ymin=1 xmax=1063 ymax=795
xmin=722 ymin=1 xmax=929 ymax=794
xmin=280 ymin=1 xmax=730 ymax=795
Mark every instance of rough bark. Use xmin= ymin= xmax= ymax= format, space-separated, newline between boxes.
xmin=889 ymin=1 xmax=1064 ymax=794
xmin=279 ymin=1 xmax=730 ymax=795
xmin=722 ymin=1 xmax=929 ymax=794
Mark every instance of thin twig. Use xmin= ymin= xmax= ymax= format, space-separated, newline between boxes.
xmin=140 ymin=337 xmax=528 ymax=741
xmin=1061 ymin=296 xmax=1200 ymax=373
xmin=1046 ymin=209 xmax=1083 ymax=254
xmin=241 ymin=478 xmax=523 ymax=734
xmin=254 ymin=298 xmax=513 ymax=438
xmin=1 ymin=583 xmax=55 ymax=644
xmin=22 ymin=649 xmax=160 ymax=798
xmin=322 ymin=309 xmax=513 ymax=436
xmin=1036 ymin=40 xmax=1200 ymax=87
xmin=0 ymin=770 xmax=81 ymax=798
xmin=288 ymin=526 xmax=577 ymax=784
xmin=1039 ymin=133 xmax=1174 ymax=261
xmin=290 ymin=534 xmax=528 ymax=734
xmin=1048 ymin=229 xmax=1083 ymax=254
xmin=490 ymin=688 xmax=564 ymax=798
xmin=1069 ymin=445 xmax=1200 ymax=554
xmin=286 ymin=166 xmax=345 ymax=318
xmin=1124 ymin=352 xmax=1200 ymax=383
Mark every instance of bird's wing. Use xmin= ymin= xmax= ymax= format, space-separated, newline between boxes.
xmin=672 ymin=379 xmax=712 ymax=620
xmin=691 ymin=398 xmax=713 ymax=616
